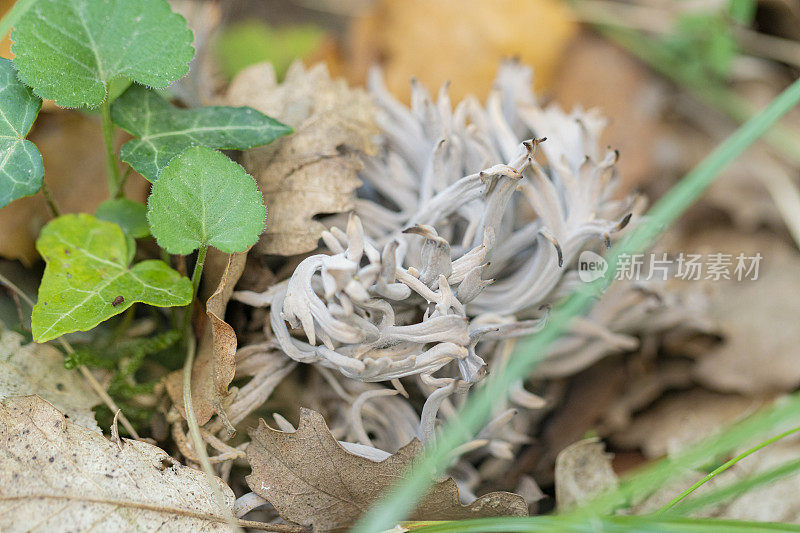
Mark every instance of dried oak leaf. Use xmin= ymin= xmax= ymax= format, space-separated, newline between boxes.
xmin=0 ymin=395 xmax=235 ymax=532
xmin=0 ymin=327 xmax=100 ymax=431
xmin=166 ymin=252 xmax=246 ymax=425
xmin=225 ymin=61 xmax=378 ymax=256
xmin=246 ymin=407 xmax=527 ymax=531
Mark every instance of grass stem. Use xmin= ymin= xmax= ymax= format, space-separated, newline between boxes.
xmin=658 ymin=425 xmax=800 ymax=513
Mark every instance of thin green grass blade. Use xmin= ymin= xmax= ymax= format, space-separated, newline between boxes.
xmin=353 ymin=76 xmax=800 ymax=533
xmin=672 ymin=457 xmax=800 ymax=516
xmin=565 ymin=392 xmax=800 ymax=519
xmin=658 ymin=425 xmax=800 ymax=513
xmin=407 ymin=515 xmax=800 ymax=533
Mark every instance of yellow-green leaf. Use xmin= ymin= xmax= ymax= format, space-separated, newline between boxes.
xmin=32 ymin=214 xmax=191 ymax=342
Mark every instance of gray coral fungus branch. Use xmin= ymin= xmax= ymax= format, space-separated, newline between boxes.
xmin=234 ymin=62 xmax=707 ymax=471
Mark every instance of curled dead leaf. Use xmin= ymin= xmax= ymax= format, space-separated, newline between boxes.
xmin=166 ymin=252 xmax=246 ymax=425
xmin=555 ymin=438 xmax=618 ymax=511
xmin=0 ymin=395 xmax=235 ymax=532
xmin=225 ymin=61 xmax=378 ymax=256
xmin=246 ymin=407 xmax=527 ymax=530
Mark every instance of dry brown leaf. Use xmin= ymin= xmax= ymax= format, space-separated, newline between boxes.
xmin=225 ymin=62 xmax=377 ymax=256
xmin=166 ymin=252 xmax=246 ymax=425
xmin=346 ymin=0 xmax=576 ymax=103
xmin=0 ymin=327 xmax=101 ymax=431
xmin=684 ymin=230 xmax=800 ymax=394
xmin=0 ymin=112 xmax=149 ymax=264
xmin=246 ymin=407 xmax=527 ymax=530
xmin=0 ymin=395 xmax=235 ymax=532
xmin=554 ymin=438 xmax=618 ymax=511
xmin=610 ymin=389 xmax=763 ymax=459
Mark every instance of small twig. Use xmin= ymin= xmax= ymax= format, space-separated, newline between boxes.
xmin=0 ymin=271 xmax=140 ymax=439
xmin=235 ymin=520 xmax=307 ymax=533
xmin=735 ymin=26 xmax=800 ymax=70
xmin=75 ymin=356 xmax=140 ymax=439
xmin=9 ymin=290 xmax=26 ymax=331
xmin=110 ymin=409 xmax=123 ymax=450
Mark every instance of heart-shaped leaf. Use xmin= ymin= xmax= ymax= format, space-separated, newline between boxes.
xmin=0 ymin=58 xmax=43 ymax=209
xmin=147 ymin=147 xmax=266 ymax=254
xmin=11 ymin=0 xmax=194 ymax=108
xmin=112 ymin=84 xmax=291 ymax=182
xmin=32 ymin=214 xmax=192 ymax=342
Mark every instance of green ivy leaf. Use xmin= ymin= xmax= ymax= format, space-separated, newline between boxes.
xmin=95 ymin=198 xmax=150 ymax=239
xmin=11 ymin=0 xmax=194 ymax=108
xmin=96 ymin=198 xmax=149 ymax=263
xmin=32 ymin=214 xmax=191 ymax=342
xmin=0 ymin=58 xmax=43 ymax=209
xmin=111 ymin=84 xmax=291 ymax=181
xmin=147 ymin=147 xmax=266 ymax=254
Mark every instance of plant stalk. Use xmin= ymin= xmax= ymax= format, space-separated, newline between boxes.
xmin=179 ymin=243 xmax=237 ymax=529
xmin=190 ymin=244 xmax=208 ymax=300
xmin=100 ymin=97 xmax=122 ymax=196
xmin=40 ymin=181 xmax=60 ymax=217
xmin=115 ymin=166 xmax=133 ymax=199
